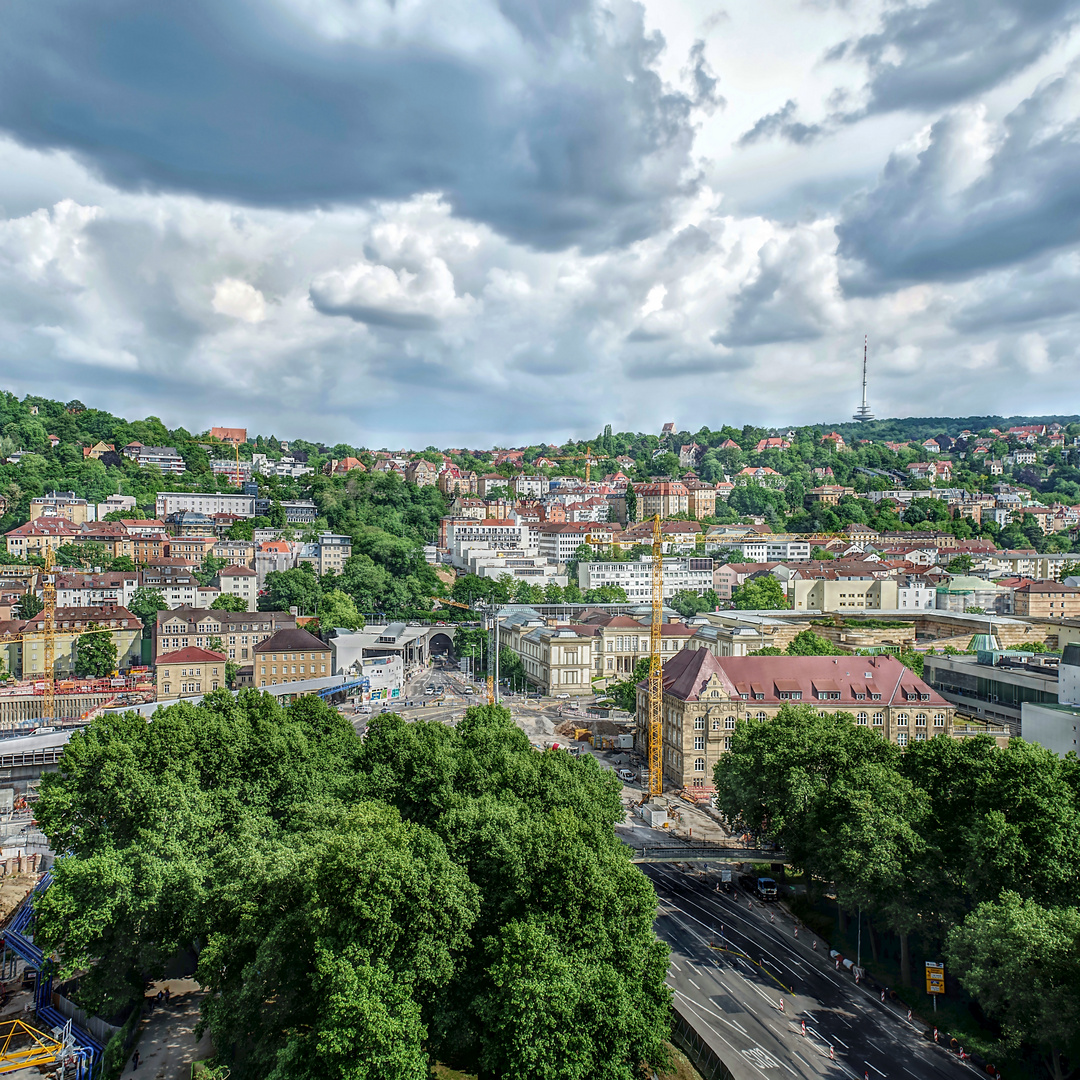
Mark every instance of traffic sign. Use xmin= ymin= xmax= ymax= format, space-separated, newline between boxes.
xmin=925 ymin=960 xmax=945 ymax=994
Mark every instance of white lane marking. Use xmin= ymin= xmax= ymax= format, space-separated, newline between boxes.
xmin=675 ymin=994 xmax=770 ymax=1075
xmin=671 ymin=988 xmax=749 ymax=1035
xmin=651 ymin=868 xmax=842 ymax=986
xmin=793 ymin=1052 xmax=810 ymax=1069
xmin=738 ymin=972 xmax=777 ymax=1007
xmin=743 ymin=1047 xmax=782 ymax=1070
xmin=904 ymin=1069 xmax=920 ymax=1077
xmin=688 ymin=979 xmax=701 ymax=990
xmin=865 ymin=1063 xmax=887 ymax=1077
xmin=670 ymin=961 xmax=680 ymax=971
xmin=830 ymin=1035 xmax=849 ymax=1049
xmin=867 ymin=1041 xmax=884 ymax=1053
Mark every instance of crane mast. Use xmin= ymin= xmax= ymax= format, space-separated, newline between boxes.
xmin=648 ymin=513 xmax=663 ymax=797
xmin=41 ymin=549 xmax=56 ymax=722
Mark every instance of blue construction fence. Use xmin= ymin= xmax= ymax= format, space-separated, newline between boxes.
xmin=2 ymin=872 xmax=104 ymax=1078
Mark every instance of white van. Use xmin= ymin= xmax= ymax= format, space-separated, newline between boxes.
xmin=616 ymin=769 xmax=636 ymax=783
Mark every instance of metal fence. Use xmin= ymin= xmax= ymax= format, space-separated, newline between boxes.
xmin=670 ymin=1000 xmax=735 ymax=1080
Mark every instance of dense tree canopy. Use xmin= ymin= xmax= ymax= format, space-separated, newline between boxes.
xmin=731 ymin=576 xmax=789 ymax=610
xmin=715 ymin=705 xmax=1080 ymax=1069
xmin=36 ymin=696 xmax=671 ymax=1080
xmin=73 ymin=631 xmax=118 ymax=677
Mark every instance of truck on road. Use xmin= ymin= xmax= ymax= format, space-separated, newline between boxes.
xmin=739 ymin=874 xmax=779 ymax=901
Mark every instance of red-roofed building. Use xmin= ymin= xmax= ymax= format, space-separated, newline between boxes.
xmin=4 ymin=517 xmax=80 ymax=558
xmin=209 ymin=427 xmax=247 ymax=445
xmin=636 ymin=651 xmax=955 ymax=788
xmin=755 ymin=437 xmax=791 ymax=453
xmin=156 ymin=645 xmax=229 ymax=699
xmin=632 ymin=481 xmax=688 ymax=520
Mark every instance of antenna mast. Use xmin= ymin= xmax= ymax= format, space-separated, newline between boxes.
xmin=853 ymin=335 xmax=874 ymax=422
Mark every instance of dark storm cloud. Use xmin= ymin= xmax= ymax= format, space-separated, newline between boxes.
xmin=951 ymin=259 xmax=1080 ymax=330
xmin=737 ymin=100 xmax=825 ymax=147
xmin=837 ymin=71 xmax=1080 ymax=293
xmin=714 ymin=231 xmax=837 ymax=346
xmin=829 ymin=0 xmax=1080 ymax=119
xmin=624 ymin=351 xmax=748 ymax=379
xmin=0 ymin=0 xmax=711 ymax=252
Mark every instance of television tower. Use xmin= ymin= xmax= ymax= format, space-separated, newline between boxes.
xmin=853 ymin=335 xmax=874 ymax=422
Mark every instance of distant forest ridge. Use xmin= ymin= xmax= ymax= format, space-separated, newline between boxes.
xmin=779 ymin=415 xmax=1080 ymax=443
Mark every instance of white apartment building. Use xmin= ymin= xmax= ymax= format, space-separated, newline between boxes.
xmin=897 ymin=579 xmax=937 ymax=609
xmin=215 ymin=566 xmax=258 ymax=611
xmin=446 ymin=521 xmax=532 ymax=567
xmin=297 ymin=532 xmax=353 ymax=575
xmin=510 ymin=474 xmax=550 ymax=498
xmin=578 ymin=556 xmax=714 ymax=602
xmin=466 ymin=551 xmax=568 ymax=587
xmin=139 ymin=568 xmax=218 ymax=609
xmin=535 ymin=523 xmax=617 ymax=562
xmin=54 ymin=572 xmax=140 ymax=609
xmin=97 ymin=494 xmax=136 ymax=520
xmin=156 ymin=492 xmax=256 ymax=518
xmin=723 ymin=537 xmax=811 ymax=562
xmin=252 ymin=453 xmax=314 ymax=478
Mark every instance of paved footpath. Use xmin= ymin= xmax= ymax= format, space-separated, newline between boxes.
xmin=125 ymin=979 xmax=213 ymax=1079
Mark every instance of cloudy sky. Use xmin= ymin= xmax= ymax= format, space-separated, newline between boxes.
xmin=2 ymin=0 xmax=1080 ymax=446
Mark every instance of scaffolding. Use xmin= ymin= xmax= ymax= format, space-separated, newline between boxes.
xmin=3 ymin=874 xmax=102 ymax=1077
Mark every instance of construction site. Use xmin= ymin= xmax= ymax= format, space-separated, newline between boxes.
xmin=0 ymin=552 xmax=152 ymax=1078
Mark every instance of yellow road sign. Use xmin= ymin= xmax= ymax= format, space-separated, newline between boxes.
xmin=925 ymin=960 xmax=945 ymax=994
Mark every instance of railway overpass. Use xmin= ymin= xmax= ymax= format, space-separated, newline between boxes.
xmin=631 ymin=842 xmax=789 ymax=864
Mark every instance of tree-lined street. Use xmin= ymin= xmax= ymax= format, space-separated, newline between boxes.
xmin=619 ymin=827 xmax=983 ymax=1080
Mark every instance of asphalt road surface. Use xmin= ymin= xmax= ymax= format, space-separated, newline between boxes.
xmin=348 ymin=663 xmax=564 ymax=732
xmin=618 ymin=821 xmax=982 ymax=1080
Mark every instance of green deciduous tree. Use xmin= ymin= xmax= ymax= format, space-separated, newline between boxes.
xmin=14 ymin=591 xmax=43 ymax=620
xmin=582 ymin=584 xmax=629 ymax=603
xmin=210 ymin=593 xmax=248 ymax=612
xmin=731 ymin=575 xmax=789 ymax=610
xmin=785 ymin=629 xmax=845 ymax=655
xmin=74 ymin=631 xmax=118 ymax=677
xmin=262 ymin=565 xmax=322 ymax=615
xmin=947 ymin=893 xmax=1080 ymax=1080
xmin=946 ymin=553 xmax=974 ymax=573
xmin=34 ymin=697 xmax=671 ymax=1080
xmin=128 ymin=588 xmax=168 ymax=631
xmin=318 ymin=588 xmax=363 ymax=630
xmin=609 ymin=658 xmax=650 ymax=713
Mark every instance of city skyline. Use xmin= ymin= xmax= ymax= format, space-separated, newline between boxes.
xmin=1 ymin=1 xmax=1078 ymax=444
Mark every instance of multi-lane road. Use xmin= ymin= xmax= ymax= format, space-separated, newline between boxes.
xmin=618 ymin=820 xmax=979 ymax=1080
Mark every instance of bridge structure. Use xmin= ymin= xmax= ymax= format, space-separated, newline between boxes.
xmin=630 ymin=842 xmax=789 ymax=864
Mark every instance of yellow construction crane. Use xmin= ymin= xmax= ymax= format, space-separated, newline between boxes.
xmin=0 ymin=1018 xmax=68 ymax=1074
xmin=551 ymin=444 xmax=596 ymax=483
xmin=648 ymin=513 xmax=664 ymax=797
xmin=1 ymin=548 xmax=123 ymax=722
xmin=41 ymin=548 xmax=55 ymax=722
